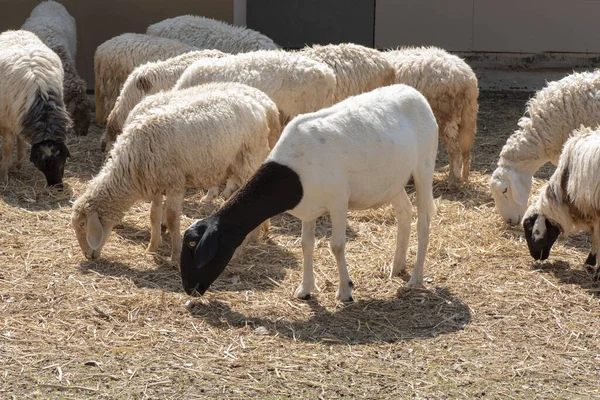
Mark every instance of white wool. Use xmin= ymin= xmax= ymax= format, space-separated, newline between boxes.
xmin=490 ymin=70 xmax=600 ymax=224
xmin=71 ymin=82 xmax=277 ymax=261
xmin=175 ymin=50 xmax=336 ymax=127
xmin=146 ymin=15 xmax=278 ymax=53
xmin=94 ymin=33 xmax=198 ymax=123
xmin=270 ymin=84 xmax=438 ymax=300
xmin=384 ymin=46 xmax=479 ymax=182
xmin=299 ymin=43 xmax=396 ymax=103
xmin=103 ymin=49 xmax=227 ymax=150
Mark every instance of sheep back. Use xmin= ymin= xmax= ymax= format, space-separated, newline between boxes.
xmin=146 ymin=15 xmax=278 ymax=53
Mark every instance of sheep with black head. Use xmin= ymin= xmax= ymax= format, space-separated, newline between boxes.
xmin=522 ymin=127 xmax=600 ymax=278
xmin=180 ymin=84 xmax=438 ymax=302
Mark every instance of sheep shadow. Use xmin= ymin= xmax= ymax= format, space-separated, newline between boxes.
xmin=533 ymin=259 xmax=600 ymax=297
xmin=79 ymin=236 xmax=298 ymax=293
xmin=188 ymin=286 xmax=471 ymax=344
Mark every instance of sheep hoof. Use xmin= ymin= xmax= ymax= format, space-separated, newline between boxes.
xmin=336 ymin=288 xmax=354 ymax=303
xmin=585 ymin=252 xmax=596 ymax=266
xmin=200 ymin=195 xmax=215 ymax=204
xmin=294 ymin=285 xmax=312 ymax=300
xmin=389 ymin=262 xmax=406 ymax=278
xmin=406 ymin=280 xmax=425 ymax=290
xmin=145 ymin=244 xmax=159 ymax=254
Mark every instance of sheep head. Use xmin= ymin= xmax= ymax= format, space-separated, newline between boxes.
xmin=489 ymin=167 xmax=532 ymax=225
xmin=522 ymin=205 xmax=561 ymax=261
xmin=30 ymin=139 xmax=70 ymax=188
xmin=71 ymin=202 xmax=114 ymax=260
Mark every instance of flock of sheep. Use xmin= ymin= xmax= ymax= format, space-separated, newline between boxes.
xmin=1 ymin=1 xmax=598 ymax=302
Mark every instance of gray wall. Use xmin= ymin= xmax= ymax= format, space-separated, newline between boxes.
xmin=0 ymin=0 xmax=234 ymax=89
xmin=375 ymin=0 xmax=600 ymax=52
xmin=247 ymin=0 xmax=375 ymax=48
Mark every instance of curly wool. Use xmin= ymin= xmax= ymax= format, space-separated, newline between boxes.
xmin=147 ymin=15 xmax=279 ymax=53
xmin=531 ymin=128 xmax=600 ymax=235
xmin=73 ymin=82 xmax=276 ymax=257
xmin=384 ymin=46 xmax=479 ymax=182
xmin=499 ymin=70 xmax=600 ymax=170
xmin=299 ymin=43 xmax=396 ymax=103
xmin=94 ymin=33 xmax=198 ymax=123
xmin=104 ymin=49 xmax=226 ymax=148
xmin=175 ymin=50 xmax=336 ymax=129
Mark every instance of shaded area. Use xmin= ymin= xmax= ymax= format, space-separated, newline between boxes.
xmin=189 ymin=287 xmax=470 ymax=344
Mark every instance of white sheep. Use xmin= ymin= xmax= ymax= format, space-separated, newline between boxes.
xmin=174 ymin=50 xmax=336 ymax=129
xmin=22 ymin=0 xmax=92 ymax=136
xmin=146 ymin=15 xmax=279 ymax=53
xmin=522 ymin=127 xmax=600 ymax=279
xmin=94 ymin=33 xmax=198 ymax=123
xmin=0 ymin=30 xmax=71 ymax=186
xmin=490 ymin=70 xmax=600 ymax=225
xmin=179 ymin=84 xmax=438 ymax=302
xmin=298 ymin=43 xmax=396 ymax=103
xmin=71 ymin=82 xmax=278 ymax=262
xmin=384 ymin=46 xmax=479 ymax=183
xmin=102 ymin=49 xmax=227 ymax=153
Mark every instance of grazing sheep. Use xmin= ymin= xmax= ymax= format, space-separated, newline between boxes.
xmin=71 ymin=83 xmax=278 ymax=261
xmin=22 ymin=1 xmax=92 ymax=136
xmin=490 ymin=70 xmax=600 ymax=225
xmin=522 ymin=127 xmax=600 ymax=278
xmin=102 ymin=49 xmax=227 ymax=152
xmin=175 ymin=50 xmax=336 ymax=129
xmin=299 ymin=43 xmax=396 ymax=103
xmin=179 ymin=84 xmax=438 ymax=302
xmin=146 ymin=15 xmax=278 ymax=53
xmin=0 ymin=30 xmax=71 ymax=186
xmin=384 ymin=47 xmax=479 ymax=183
xmin=94 ymin=33 xmax=198 ymax=123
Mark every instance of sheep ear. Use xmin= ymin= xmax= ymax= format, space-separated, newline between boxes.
xmin=86 ymin=212 xmax=104 ymax=250
xmin=194 ymin=227 xmax=220 ymax=269
xmin=507 ymin=171 xmax=530 ymax=206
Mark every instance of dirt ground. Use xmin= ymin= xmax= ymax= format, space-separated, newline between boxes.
xmin=1 ymin=90 xmax=599 ymax=399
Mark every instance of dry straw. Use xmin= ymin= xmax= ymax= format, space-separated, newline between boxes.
xmin=0 ymin=92 xmax=598 ymax=398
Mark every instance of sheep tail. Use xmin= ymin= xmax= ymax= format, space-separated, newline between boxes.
xmin=21 ymin=88 xmax=71 ymax=145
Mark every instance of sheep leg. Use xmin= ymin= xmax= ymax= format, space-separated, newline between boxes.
xmin=408 ymin=173 xmax=434 ymax=289
xmin=165 ymin=189 xmax=185 ymax=263
xmin=390 ymin=189 xmax=412 ymax=278
xmin=200 ymin=186 xmax=220 ymax=203
xmin=0 ymin=133 xmax=14 ymax=183
xmin=461 ymin=150 xmax=471 ymax=181
xmin=441 ymin=120 xmax=462 ymax=184
xmin=329 ymin=207 xmax=353 ymax=302
xmin=295 ymin=219 xmax=317 ymax=300
xmin=221 ymin=179 xmax=239 ymax=200
xmin=146 ymin=193 xmax=163 ymax=253
xmin=16 ymin=135 xmax=25 ymax=168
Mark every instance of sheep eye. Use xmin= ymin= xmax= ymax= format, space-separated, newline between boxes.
xmin=79 ymin=221 xmax=85 ymax=228
xmin=502 ymin=188 xmax=508 ymax=194
xmin=188 ymin=241 xmax=197 ymax=248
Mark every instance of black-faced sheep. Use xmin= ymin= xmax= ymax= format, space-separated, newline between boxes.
xmin=179 ymin=84 xmax=438 ymax=302
xmin=0 ymin=30 xmax=71 ymax=187
xmin=523 ymin=127 xmax=600 ymax=279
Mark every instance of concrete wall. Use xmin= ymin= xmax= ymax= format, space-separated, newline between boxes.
xmin=0 ymin=0 xmax=234 ymax=89
xmin=375 ymin=0 xmax=600 ymax=52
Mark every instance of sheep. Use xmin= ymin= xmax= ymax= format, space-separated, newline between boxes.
xmin=298 ymin=43 xmax=396 ymax=104
xmin=146 ymin=15 xmax=278 ymax=54
xmin=71 ymin=82 xmax=278 ymax=262
xmin=384 ymin=46 xmax=479 ymax=183
xmin=174 ymin=50 xmax=336 ymax=130
xmin=94 ymin=33 xmax=198 ymax=123
xmin=22 ymin=1 xmax=92 ymax=136
xmin=179 ymin=84 xmax=438 ymax=302
xmin=0 ymin=30 xmax=71 ymax=186
xmin=522 ymin=127 xmax=600 ymax=279
xmin=489 ymin=70 xmax=600 ymax=225
xmin=102 ymin=49 xmax=227 ymax=153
